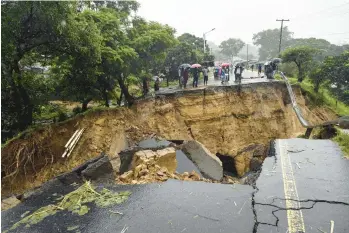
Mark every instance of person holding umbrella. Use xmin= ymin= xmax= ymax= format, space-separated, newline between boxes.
xmin=191 ymin=64 xmax=201 ymax=88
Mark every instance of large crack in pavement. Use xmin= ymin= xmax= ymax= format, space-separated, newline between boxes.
xmin=250 ymin=141 xmax=349 ymax=233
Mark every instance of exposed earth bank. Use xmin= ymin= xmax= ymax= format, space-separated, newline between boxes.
xmin=1 ymin=82 xmax=337 ymax=196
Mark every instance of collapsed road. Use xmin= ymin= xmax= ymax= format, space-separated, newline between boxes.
xmin=2 ymin=138 xmax=349 ymax=233
xmin=1 ymin=71 xmax=348 ymax=233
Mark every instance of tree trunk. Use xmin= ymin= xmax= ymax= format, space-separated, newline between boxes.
xmin=117 ymin=77 xmax=134 ymax=106
xmin=314 ymin=82 xmax=320 ymax=93
xmin=13 ymin=60 xmax=33 ymax=130
xmin=297 ymin=64 xmax=303 ymax=82
xmin=82 ymin=98 xmax=92 ymax=112
xmin=103 ymin=90 xmax=109 ymax=107
xmin=117 ymin=91 xmax=123 ymax=106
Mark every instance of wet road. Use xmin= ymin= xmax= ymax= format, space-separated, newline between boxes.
xmin=2 ymin=139 xmax=349 ymax=233
xmin=157 ymin=70 xmax=271 ymax=94
xmin=2 ymin=180 xmax=254 ymax=233
xmin=255 ymin=139 xmax=349 ymax=233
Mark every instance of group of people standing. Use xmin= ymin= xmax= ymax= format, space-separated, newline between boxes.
xmin=179 ymin=66 xmax=210 ymax=88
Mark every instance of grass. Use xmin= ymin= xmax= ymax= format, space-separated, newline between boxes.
xmin=288 ymin=77 xmax=349 ymax=116
xmin=333 ymin=130 xmax=349 ymax=158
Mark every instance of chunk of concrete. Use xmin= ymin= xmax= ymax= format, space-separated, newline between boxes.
xmin=1 ymin=196 xmax=21 ymax=211
xmin=81 ymin=155 xmax=115 ymax=181
xmin=156 ymin=147 xmax=177 ymax=173
xmin=182 ymin=141 xmax=223 ymax=180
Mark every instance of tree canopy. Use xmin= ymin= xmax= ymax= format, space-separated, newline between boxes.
xmin=1 ymin=1 xmax=215 ymax=141
xmin=281 ymin=46 xmax=319 ymax=82
xmin=219 ymin=38 xmax=245 ymax=59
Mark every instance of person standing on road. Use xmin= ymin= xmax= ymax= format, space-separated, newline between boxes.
xmin=183 ymin=68 xmax=189 ymax=88
xmin=234 ymin=64 xmax=243 ymax=82
xmin=258 ymin=64 xmax=262 ymax=76
xmin=220 ymin=68 xmax=226 ymax=84
xmin=202 ymin=66 xmax=209 ymax=86
xmin=192 ymin=68 xmax=199 ymax=88
xmin=251 ymin=64 xmax=254 ymax=72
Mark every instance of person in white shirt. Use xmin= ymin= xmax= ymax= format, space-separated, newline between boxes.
xmin=202 ymin=67 xmax=209 ymax=85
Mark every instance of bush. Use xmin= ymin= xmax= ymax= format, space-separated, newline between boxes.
xmin=333 ymin=131 xmax=349 ymax=158
xmin=73 ymin=106 xmax=82 ymax=115
xmin=279 ymin=63 xmax=297 ymax=77
xmin=57 ymin=111 xmax=68 ymax=122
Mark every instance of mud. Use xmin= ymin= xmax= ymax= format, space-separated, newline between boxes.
xmin=1 ymin=83 xmax=337 ymax=196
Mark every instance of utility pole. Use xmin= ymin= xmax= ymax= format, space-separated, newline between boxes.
xmin=276 ymin=19 xmax=290 ymax=54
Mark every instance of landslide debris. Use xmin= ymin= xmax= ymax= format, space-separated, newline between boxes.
xmin=116 ymin=146 xmax=238 ymax=185
xmin=1 ymin=83 xmax=338 ymax=196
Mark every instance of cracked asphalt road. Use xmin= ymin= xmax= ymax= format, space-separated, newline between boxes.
xmin=254 ymin=139 xmax=349 ymax=233
xmin=2 ymin=139 xmax=348 ymax=233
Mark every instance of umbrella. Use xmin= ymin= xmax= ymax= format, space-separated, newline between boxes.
xmin=271 ymin=58 xmax=282 ymax=64
xmin=191 ymin=64 xmax=201 ymax=68
xmin=179 ymin=64 xmax=191 ymax=69
xmin=221 ymin=63 xmax=230 ymax=67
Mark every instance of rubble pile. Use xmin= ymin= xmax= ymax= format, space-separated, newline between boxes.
xmin=116 ymin=147 xmax=237 ymax=184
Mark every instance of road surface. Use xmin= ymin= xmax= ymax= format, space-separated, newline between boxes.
xmin=2 ymin=139 xmax=348 ymax=233
xmin=157 ymin=70 xmax=270 ymax=94
xmin=255 ymin=139 xmax=349 ymax=233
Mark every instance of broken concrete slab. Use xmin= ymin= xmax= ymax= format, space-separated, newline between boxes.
xmin=81 ymin=155 xmax=115 ymax=181
xmin=137 ymin=138 xmax=172 ymax=149
xmin=1 ymin=196 xmax=21 ymax=211
xmin=176 ymin=150 xmax=203 ymax=177
xmin=182 ymin=140 xmax=223 ymax=180
xmin=155 ymin=147 xmax=177 ymax=173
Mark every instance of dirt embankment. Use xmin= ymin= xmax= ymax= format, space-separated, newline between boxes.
xmin=1 ymin=82 xmax=337 ymax=196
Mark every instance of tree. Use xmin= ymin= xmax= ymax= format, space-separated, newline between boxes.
xmin=285 ymin=38 xmax=348 ymax=62
xmin=1 ymin=1 xmax=78 ymax=133
xmin=178 ymin=33 xmax=209 ymax=52
xmin=253 ymin=27 xmax=293 ymax=60
xmin=281 ymin=46 xmax=319 ymax=82
xmin=318 ymin=52 xmax=349 ymax=103
xmin=219 ymin=38 xmax=245 ymax=61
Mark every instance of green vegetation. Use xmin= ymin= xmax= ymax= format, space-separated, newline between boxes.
xmin=281 ymin=46 xmax=320 ymax=82
xmin=1 ymin=1 xmax=214 ymax=142
xmin=289 ymin=77 xmax=349 ymax=116
xmin=4 ymin=182 xmax=131 ymax=233
xmin=333 ymin=131 xmax=349 ymax=158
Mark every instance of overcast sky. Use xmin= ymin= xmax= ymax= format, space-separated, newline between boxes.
xmin=137 ymin=0 xmax=349 ymax=46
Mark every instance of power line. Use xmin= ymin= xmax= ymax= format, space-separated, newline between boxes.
xmin=292 ymin=2 xmax=349 ymax=20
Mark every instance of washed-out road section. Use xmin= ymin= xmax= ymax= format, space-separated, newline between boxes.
xmin=2 ymin=142 xmax=349 ymax=232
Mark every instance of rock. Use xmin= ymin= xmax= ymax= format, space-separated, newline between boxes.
xmin=119 ymin=170 xmax=133 ymax=182
xmin=131 ymin=150 xmax=156 ymax=168
xmin=182 ymin=140 xmax=223 ymax=181
xmin=156 ymin=147 xmax=177 ymax=173
xmin=235 ymin=144 xmax=267 ymax=177
xmin=81 ymin=155 xmax=115 ymax=181
xmin=182 ymin=172 xmax=189 ymax=177
xmin=139 ymin=169 xmax=149 ymax=177
xmin=189 ymin=171 xmax=200 ymax=181
xmin=250 ymin=157 xmax=263 ymax=171
xmin=157 ymin=171 xmax=165 ymax=176
xmin=1 ymin=196 xmax=21 ymax=211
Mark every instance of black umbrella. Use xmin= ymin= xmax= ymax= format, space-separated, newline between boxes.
xmin=179 ymin=64 xmax=191 ymax=69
